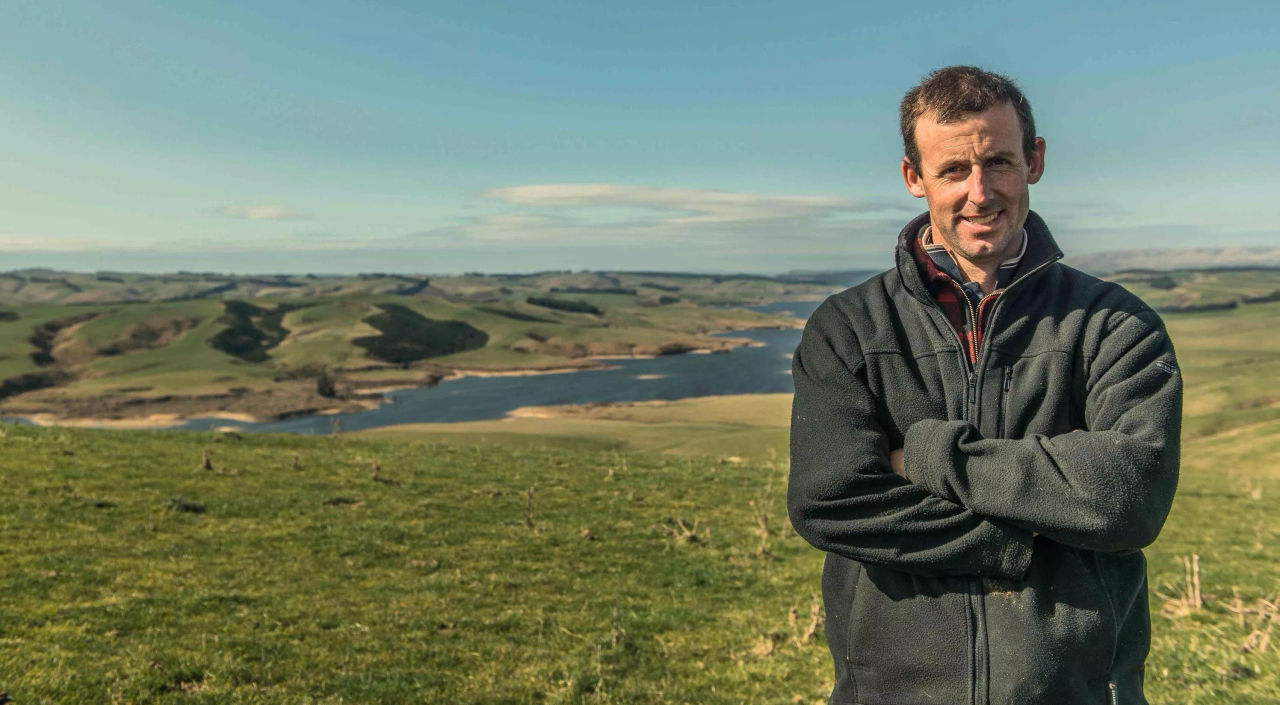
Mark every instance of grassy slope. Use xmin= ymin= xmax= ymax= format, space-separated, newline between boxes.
xmin=0 ymin=303 xmax=97 ymax=380
xmin=1110 ymin=269 xmax=1280 ymax=309
xmin=1 ymin=304 xmax=1277 ymax=703
xmin=1143 ymin=302 xmax=1280 ymax=701
xmin=0 ymin=426 xmax=822 ymax=704
xmin=0 ymin=291 xmax=796 ymax=417
xmin=42 ymin=301 xmax=280 ymax=399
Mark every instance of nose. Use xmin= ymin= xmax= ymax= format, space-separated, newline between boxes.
xmin=967 ymin=166 xmax=993 ymax=206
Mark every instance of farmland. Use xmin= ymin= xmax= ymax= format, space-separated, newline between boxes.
xmin=0 ymin=297 xmax=1276 ymax=702
xmin=0 ymin=270 xmax=830 ymax=426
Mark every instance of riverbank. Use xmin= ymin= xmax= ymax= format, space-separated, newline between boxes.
xmin=356 ymin=393 xmax=794 ymax=460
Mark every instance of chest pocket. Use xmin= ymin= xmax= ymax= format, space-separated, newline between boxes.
xmin=998 ymin=351 xmax=1082 ymax=439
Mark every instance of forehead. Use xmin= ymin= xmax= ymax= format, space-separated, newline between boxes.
xmin=914 ymin=103 xmax=1022 ymax=163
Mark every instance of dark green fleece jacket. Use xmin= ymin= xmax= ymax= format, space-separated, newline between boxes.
xmin=788 ymin=211 xmax=1181 ymax=705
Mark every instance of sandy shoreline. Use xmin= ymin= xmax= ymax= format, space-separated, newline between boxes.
xmin=364 ymin=393 xmax=795 ymax=431
xmin=23 ymin=411 xmax=263 ymax=430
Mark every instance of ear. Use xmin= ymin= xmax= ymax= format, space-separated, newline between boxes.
xmin=1026 ymin=137 xmax=1046 ymax=185
xmin=901 ymin=157 xmax=926 ymax=198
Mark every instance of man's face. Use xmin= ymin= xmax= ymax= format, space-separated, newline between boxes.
xmin=901 ymin=102 xmax=1046 ymax=270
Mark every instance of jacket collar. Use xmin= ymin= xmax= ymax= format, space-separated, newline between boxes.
xmin=894 ymin=209 xmax=1064 ymax=302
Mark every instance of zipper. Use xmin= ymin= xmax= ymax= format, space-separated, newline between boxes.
xmin=973 ymin=257 xmax=1059 ymax=372
xmin=1108 ymin=680 xmax=1118 ymax=705
xmin=971 ymin=578 xmax=988 ymax=705
xmin=1094 ymin=553 xmax=1122 ymax=688
xmin=964 ymin=577 xmax=978 ymax=705
xmin=909 ymin=250 xmax=1061 ymax=705
xmin=997 ymin=366 xmax=1012 ymax=438
xmin=946 ymin=279 xmax=980 ymax=364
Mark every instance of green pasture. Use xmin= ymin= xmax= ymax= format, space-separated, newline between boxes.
xmin=70 ymin=301 xmax=212 ymax=351
xmin=1 ymin=299 xmax=1278 ymax=702
xmin=270 ymin=300 xmax=379 ymax=370
xmin=0 ymin=303 xmax=97 ymax=380
xmin=56 ymin=303 xmax=280 ymax=399
xmin=1113 ymin=268 xmax=1280 ymax=309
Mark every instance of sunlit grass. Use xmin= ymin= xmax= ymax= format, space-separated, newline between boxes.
xmin=0 ymin=299 xmax=1276 ymax=703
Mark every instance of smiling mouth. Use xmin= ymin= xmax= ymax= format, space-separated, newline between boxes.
xmin=962 ymin=210 xmax=1002 ymax=226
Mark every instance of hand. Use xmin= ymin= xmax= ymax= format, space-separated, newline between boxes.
xmin=889 ymin=448 xmax=906 ymax=478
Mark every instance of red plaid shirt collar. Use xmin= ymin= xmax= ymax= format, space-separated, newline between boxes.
xmin=909 ymin=226 xmax=1027 ymax=364
xmin=918 ymin=225 xmax=1027 ymax=305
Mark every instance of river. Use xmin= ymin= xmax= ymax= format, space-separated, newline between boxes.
xmin=171 ymin=298 xmax=827 ymax=434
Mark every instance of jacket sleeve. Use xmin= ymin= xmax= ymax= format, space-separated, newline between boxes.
xmin=788 ymin=299 xmax=1035 ymax=580
xmin=902 ymin=307 xmax=1181 ymax=554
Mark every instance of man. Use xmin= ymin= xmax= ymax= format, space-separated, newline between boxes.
xmin=788 ymin=66 xmax=1181 ymax=705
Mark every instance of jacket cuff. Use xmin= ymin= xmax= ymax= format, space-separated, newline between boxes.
xmin=905 ymin=417 xmax=1035 ymax=581
xmin=993 ymin=525 xmax=1035 ymax=581
xmin=902 ymin=417 xmax=964 ymax=503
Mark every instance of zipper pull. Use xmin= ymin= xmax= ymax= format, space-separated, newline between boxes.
xmin=1003 ymin=366 xmax=1013 ymax=392
xmin=967 ymin=377 xmax=976 ymax=406
xmin=1108 ymin=680 xmax=1118 ymax=705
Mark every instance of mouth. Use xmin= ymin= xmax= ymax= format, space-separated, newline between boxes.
xmin=961 ymin=210 xmax=1003 ymax=228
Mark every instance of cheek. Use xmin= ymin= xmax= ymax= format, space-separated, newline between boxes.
xmin=927 ymin=182 xmax=969 ymax=207
xmin=992 ymin=174 xmax=1030 ymax=196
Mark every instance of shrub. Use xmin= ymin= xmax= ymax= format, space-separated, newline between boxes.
xmin=525 ymin=297 xmax=602 ymax=316
xmin=352 ymin=304 xmax=489 ymax=364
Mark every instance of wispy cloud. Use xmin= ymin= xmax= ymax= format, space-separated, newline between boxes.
xmin=0 ymin=234 xmax=111 ymax=252
xmin=213 ymin=204 xmax=311 ymax=221
xmin=484 ymin=184 xmax=897 ymax=224
xmin=411 ymin=184 xmax=911 ymax=251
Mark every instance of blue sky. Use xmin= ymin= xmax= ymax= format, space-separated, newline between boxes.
xmin=1 ymin=1 xmax=1277 ymax=274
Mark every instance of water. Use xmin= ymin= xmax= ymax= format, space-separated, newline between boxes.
xmin=172 ymin=298 xmax=827 ymax=434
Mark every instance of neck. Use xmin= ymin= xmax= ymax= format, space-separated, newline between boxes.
xmin=951 ymin=256 xmax=1000 ymax=295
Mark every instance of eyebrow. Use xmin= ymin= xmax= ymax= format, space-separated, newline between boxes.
xmin=934 ymin=150 xmax=1019 ymax=172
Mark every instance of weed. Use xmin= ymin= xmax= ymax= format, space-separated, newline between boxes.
xmin=790 ymin=594 xmax=823 ymax=647
xmin=167 ymin=496 xmax=205 ymax=514
xmin=1161 ymin=555 xmax=1204 ymax=617
xmin=658 ymin=516 xmax=701 ymax=544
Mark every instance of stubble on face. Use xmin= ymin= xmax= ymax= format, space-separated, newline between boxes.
xmin=902 ymin=103 xmax=1044 ymax=285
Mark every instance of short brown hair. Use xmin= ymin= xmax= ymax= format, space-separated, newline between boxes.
xmin=899 ymin=66 xmax=1036 ymax=172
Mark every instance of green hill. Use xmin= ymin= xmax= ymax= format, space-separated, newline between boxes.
xmin=0 ymin=274 xmax=810 ymax=424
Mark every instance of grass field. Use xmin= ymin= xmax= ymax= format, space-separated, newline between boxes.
xmin=1110 ymin=268 xmax=1280 ymax=310
xmin=0 ymin=303 xmax=1277 ymax=703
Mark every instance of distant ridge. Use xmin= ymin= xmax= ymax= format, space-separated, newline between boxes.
xmin=780 ymin=269 xmax=881 ymax=287
xmin=1066 ymin=247 xmax=1280 ymax=275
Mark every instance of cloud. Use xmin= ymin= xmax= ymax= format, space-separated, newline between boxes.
xmin=412 ymin=184 xmax=912 ymax=251
xmin=213 ymin=204 xmax=311 ymax=221
xmin=483 ymin=184 xmax=898 ymax=225
xmin=0 ymin=234 xmax=111 ymax=252
xmin=3 ymin=184 xmax=912 ymax=273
